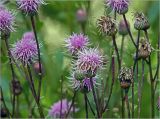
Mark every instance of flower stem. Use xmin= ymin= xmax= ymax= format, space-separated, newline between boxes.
xmin=120 ymin=35 xmax=125 ymax=64
xmin=30 ymin=16 xmax=42 ymax=103
xmin=102 ymin=55 xmax=115 ymax=113
xmin=132 ymin=30 xmax=140 ymax=118
xmin=3 ymin=34 xmax=16 ymax=117
xmin=86 ymin=95 xmax=95 ymax=116
xmin=125 ymin=93 xmax=130 ymax=118
xmin=84 ymin=93 xmax=88 ymax=118
xmin=65 ymin=91 xmax=77 ymax=118
xmin=60 ymin=77 xmax=63 ymax=119
xmin=122 ymin=14 xmax=136 ymax=47
xmin=90 ymin=78 xmax=100 ymax=118
xmin=144 ymin=30 xmax=155 ymax=118
xmin=138 ymin=59 xmax=145 ymax=118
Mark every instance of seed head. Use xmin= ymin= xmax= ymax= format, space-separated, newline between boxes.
xmin=138 ymin=39 xmax=152 ymax=59
xmin=97 ymin=16 xmax=117 ymax=36
xmin=118 ymin=67 xmax=133 ymax=89
xmin=49 ymin=99 xmax=78 ymax=118
xmin=105 ymin=0 xmax=129 ymax=14
xmin=11 ymin=32 xmax=38 ymax=65
xmin=134 ymin=12 xmax=150 ymax=30
xmin=16 ymin=0 xmax=45 ymax=16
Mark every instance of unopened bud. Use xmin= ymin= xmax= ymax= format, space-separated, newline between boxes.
xmin=33 ymin=62 xmax=44 ymax=76
xmin=11 ymin=79 xmax=22 ymax=96
xmin=76 ymin=9 xmax=87 ymax=23
xmin=118 ymin=19 xmax=129 ymax=36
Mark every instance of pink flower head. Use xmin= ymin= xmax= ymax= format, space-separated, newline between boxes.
xmin=16 ymin=0 xmax=45 ymax=15
xmin=65 ymin=33 xmax=89 ymax=56
xmin=0 ymin=8 xmax=15 ymax=33
xmin=69 ymin=70 xmax=98 ymax=92
xmin=49 ymin=99 xmax=78 ymax=118
xmin=106 ymin=0 xmax=129 ymax=14
xmin=11 ymin=32 xmax=37 ymax=65
xmin=76 ymin=48 xmax=104 ymax=74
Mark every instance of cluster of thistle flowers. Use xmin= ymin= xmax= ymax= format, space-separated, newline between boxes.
xmin=65 ymin=33 xmax=105 ymax=93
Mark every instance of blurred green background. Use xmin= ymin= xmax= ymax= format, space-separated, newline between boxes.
xmin=1 ymin=0 xmax=159 ymax=118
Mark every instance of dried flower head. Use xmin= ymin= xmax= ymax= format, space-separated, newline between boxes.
xmin=11 ymin=79 xmax=22 ymax=96
xmin=138 ymin=39 xmax=152 ymax=59
xmin=11 ymin=32 xmax=38 ymax=65
xmin=76 ymin=8 xmax=87 ymax=23
xmin=69 ymin=71 xmax=98 ymax=92
xmin=76 ymin=48 xmax=104 ymax=76
xmin=106 ymin=0 xmax=129 ymax=14
xmin=118 ymin=67 xmax=133 ymax=89
xmin=49 ymin=99 xmax=78 ymax=118
xmin=134 ymin=12 xmax=150 ymax=30
xmin=16 ymin=0 xmax=45 ymax=15
xmin=97 ymin=16 xmax=117 ymax=36
xmin=0 ymin=8 xmax=15 ymax=33
xmin=65 ymin=33 xmax=89 ymax=56
xmin=118 ymin=19 xmax=129 ymax=36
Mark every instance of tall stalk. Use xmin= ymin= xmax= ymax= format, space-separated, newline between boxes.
xmin=102 ymin=55 xmax=115 ymax=113
xmin=138 ymin=59 xmax=145 ymax=118
xmin=30 ymin=16 xmax=42 ymax=102
xmin=144 ymin=30 xmax=155 ymax=118
xmin=90 ymin=77 xmax=100 ymax=118
xmin=84 ymin=93 xmax=88 ymax=118
xmin=125 ymin=93 xmax=130 ymax=118
xmin=3 ymin=34 xmax=16 ymax=117
xmin=120 ymin=35 xmax=125 ymax=64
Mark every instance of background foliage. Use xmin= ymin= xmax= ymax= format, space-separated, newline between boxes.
xmin=1 ymin=0 xmax=159 ymax=118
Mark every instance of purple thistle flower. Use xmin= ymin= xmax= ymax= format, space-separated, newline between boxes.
xmin=65 ymin=33 xmax=89 ymax=56
xmin=49 ymin=99 xmax=78 ymax=118
xmin=69 ymin=69 xmax=98 ymax=92
xmin=106 ymin=0 xmax=129 ymax=14
xmin=76 ymin=48 xmax=104 ymax=75
xmin=16 ymin=0 xmax=45 ymax=15
xmin=0 ymin=8 xmax=15 ymax=33
xmin=11 ymin=32 xmax=38 ymax=65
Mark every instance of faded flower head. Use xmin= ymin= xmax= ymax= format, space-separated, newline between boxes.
xmin=134 ymin=12 xmax=150 ymax=30
xmin=16 ymin=0 xmax=45 ymax=15
xmin=76 ymin=8 xmax=87 ymax=23
xmin=76 ymin=48 xmax=104 ymax=75
xmin=97 ymin=16 xmax=117 ymax=36
xmin=11 ymin=32 xmax=38 ymax=65
xmin=106 ymin=0 xmax=129 ymax=14
xmin=49 ymin=99 xmax=78 ymax=118
xmin=138 ymin=39 xmax=152 ymax=59
xmin=0 ymin=8 xmax=15 ymax=33
xmin=118 ymin=19 xmax=129 ymax=36
xmin=118 ymin=67 xmax=133 ymax=89
xmin=65 ymin=33 xmax=89 ymax=56
xmin=69 ymin=70 xmax=98 ymax=92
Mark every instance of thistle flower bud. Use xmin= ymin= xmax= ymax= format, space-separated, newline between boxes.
xmin=138 ymin=39 xmax=152 ymax=59
xmin=76 ymin=9 xmax=87 ymax=23
xmin=118 ymin=19 xmax=129 ymax=36
xmin=16 ymin=0 xmax=45 ymax=16
xmin=134 ymin=12 xmax=150 ymax=30
xmin=105 ymin=0 xmax=129 ymax=15
xmin=33 ymin=62 xmax=44 ymax=76
xmin=11 ymin=79 xmax=22 ymax=96
xmin=97 ymin=16 xmax=117 ymax=36
xmin=118 ymin=67 xmax=133 ymax=91
xmin=0 ymin=108 xmax=8 ymax=117
xmin=69 ymin=71 xmax=98 ymax=93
